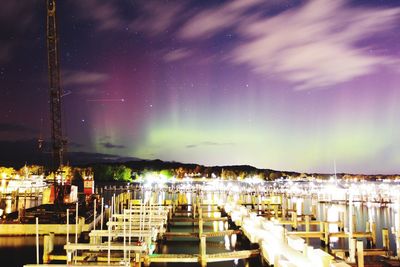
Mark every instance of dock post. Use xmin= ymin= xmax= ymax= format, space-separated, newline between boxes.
xmin=348 ymin=190 xmax=354 ymax=263
xmin=168 ymin=206 xmax=172 ymax=220
xmin=352 ymin=214 xmax=357 ymax=233
xmin=305 ymin=214 xmax=310 ymax=244
xmin=43 ymin=234 xmax=50 ymax=263
xmin=143 ymin=255 xmax=150 ymax=267
xmin=199 ymin=208 xmax=203 ymax=237
xmin=200 ymin=235 xmax=207 ymax=267
xmin=67 ymin=249 xmax=72 ymax=265
xmin=305 ymin=215 xmax=310 ymax=232
xmin=101 ymin=197 xmax=104 ymax=230
xmin=135 ymin=253 xmax=141 ymax=267
xmin=349 ymin=238 xmax=356 ymax=263
xmin=193 ymin=196 xmax=197 ymax=219
xmin=36 ymin=217 xmax=39 ymax=264
xmin=16 ymin=189 xmax=19 ymax=220
xmin=282 ymin=195 xmax=286 ymax=219
xmin=282 ymin=227 xmax=287 ymax=244
xmin=66 ymin=217 xmax=72 ymax=266
xmin=112 ymin=195 xmax=115 ymax=217
xmin=397 ymin=194 xmax=400 ymax=258
xmin=319 ymin=222 xmax=324 ymax=245
xmin=357 ymin=240 xmax=364 ymax=267
xmin=193 ymin=195 xmax=197 ymax=226
xmin=75 ymin=202 xmax=79 ymax=244
xmin=339 ymin=212 xmax=344 ymax=231
xmin=290 ymin=200 xmax=295 ymax=217
xmin=66 ymin=208 xmax=69 ymax=245
xmin=49 ymin=232 xmax=54 ymax=254
xmin=311 ymin=203 xmax=317 ymax=220
xmin=273 ymin=205 xmax=278 ymax=219
xmin=93 ymin=199 xmax=97 ymax=231
xmin=145 ymin=235 xmax=152 ymax=255
xmin=324 ymin=222 xmax=329 ymax=245
xmin=371 ymin=222 xmax=376 ymax=246
xmin=261 ymin=198 xmax=265 ymax=214
xmin=43 ymin=232 xmax=55 ymax=263
xmin=107 ymin=223 xmax=111 ymax=264
xmin=323 ymin=205 xmax=328 ymax=223
xmin=43 ymin=235 xmax=50 ymax=263
xmin=299 ymin=199 xmax=303 ymax=216
xmin=382 ymin=228 xmax=389 ymax=251
xmin=251 ymin=194 xmax=255 ymax=209
xmin=129 ymin=202 xmax=132 ymax=260
xmin=291 ymin=211 xmax=298 ymax=230
xmin=116 ymin=194 xmax=119 ymax=214
xmin=123 ymin=209 xmax=126 ymax=263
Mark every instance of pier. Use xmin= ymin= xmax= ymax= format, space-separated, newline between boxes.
xmin=24 ymin=179 xmax=400 ymax=267
xmin=24 ymin=189 xmax=259 ymax=267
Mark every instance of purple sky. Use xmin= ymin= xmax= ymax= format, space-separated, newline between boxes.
xmin=1 ymin=0 xmax=400 ymax=174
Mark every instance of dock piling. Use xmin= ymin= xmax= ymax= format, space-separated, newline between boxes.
xmin=324 ymin=222 xmax=329 ymax=245
xmin=397 ymin=194 xmax=400 ymax=257
xmin=371 ymin=222 xmax=376 ymax=246
xmin=349 ymin=238 xmax=356 ymax=263
xmin=75 ymin=202 xmax=78 ymax=244
xmin=200 ymin=235 xmax=207 ymax=267
xmin=199 ymin=208 xmax=203 ymax=237
xmin=357 ymin=240 xmax=364 ymax=267
xmin=135 ymin=252 xmax=141 ymax=267
xmin=291 ymin=211 xmax=298 ymax=230
xmin=93 ymin=198 xmax=97 ymax=231
xmin=43 ymin=233 xmax=54 ymax=263
xmin=305 ymin=215 xmax=310 ymax=232
xmin=66 ymin=208 xmax=69 ymax=244
xmin=382 ymin=228 xmax=389 ymax=251
xmin=101 ymin=197 xmax=104 ymax=230
xmin=36 ymin=217 xmax=39 ymax=265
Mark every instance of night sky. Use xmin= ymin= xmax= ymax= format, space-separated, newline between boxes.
xmin=1 ymin=0 xmax=400 ymax=174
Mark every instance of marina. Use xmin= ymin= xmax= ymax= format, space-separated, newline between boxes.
xmin=13 ymin=178 xmax=400 ymax=267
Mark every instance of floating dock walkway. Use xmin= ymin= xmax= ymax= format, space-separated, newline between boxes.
xmin=25 ymin=190 xmax=259 ymax=267
xmin=24 ymin=183 xmax=400 ymax=267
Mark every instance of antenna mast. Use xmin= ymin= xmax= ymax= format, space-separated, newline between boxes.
xmin=46 ymin=0 xmax=65 ymax=170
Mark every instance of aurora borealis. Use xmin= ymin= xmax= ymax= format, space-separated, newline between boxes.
xmin=1 ymin=0 xmax=400 ymax=174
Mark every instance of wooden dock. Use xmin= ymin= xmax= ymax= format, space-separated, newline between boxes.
xmin=28 ymin=190 xmax=262 ymax=267
xmin=24 ymin=186 xmax=399 ymax=267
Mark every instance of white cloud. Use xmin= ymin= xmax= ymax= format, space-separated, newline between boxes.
xmin=234 ymin=0 xmax=400 ymax=90
xmin=72 ymin=0 xmax=124 ymax=31
xmin=163 ymin=48 xmax=192 ymax=62
xmin=180 ymin=0 xmax=400 ymax=90
xmin=130 ymin=1 xmax=187 ymax=36
xmin=180 ymin=0 xmax=264 ymax=39
xmin=72 ymin=0 xmax=187 ymax=36
xmin=63 ymin=70 xmax=109 ymax=87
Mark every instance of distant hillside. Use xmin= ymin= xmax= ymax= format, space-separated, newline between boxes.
xmin=0 ymin=139 xmax=139 ymax=168
xmin=88 ymin=159 xmax=303 ymax=181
